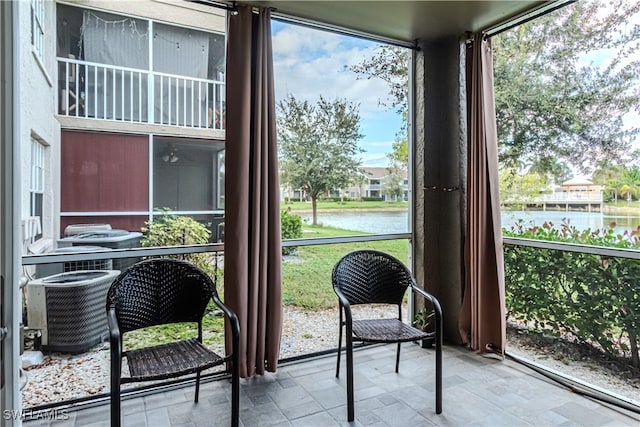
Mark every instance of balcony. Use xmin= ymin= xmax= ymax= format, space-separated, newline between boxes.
xmin=57 ymin=56 xmax=225 ymax=130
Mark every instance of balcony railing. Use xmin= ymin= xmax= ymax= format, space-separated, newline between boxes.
xmin=57 ymin=57 xmax=225 ymax=130
xmin=541 ymin=191 xmax=603 ymax=202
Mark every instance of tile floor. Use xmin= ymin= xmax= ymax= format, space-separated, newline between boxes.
xmin=23 ymin=343 xmax=640 ymax=426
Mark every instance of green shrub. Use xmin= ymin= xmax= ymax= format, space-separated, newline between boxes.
xmin=281 ymin=209 xmax=303 ymax=255
xmin=141 ymin=209 xmax=217 ymax=277
xmin=503 ymin=220 xmax=640 ymax=369
xmin=362 ymin=196 xmax=383 ymax=202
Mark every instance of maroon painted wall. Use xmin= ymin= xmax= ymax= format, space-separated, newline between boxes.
xmin=61 ymin=131 xmax=149 ymax=234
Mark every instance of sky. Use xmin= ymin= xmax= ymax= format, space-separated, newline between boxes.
xmin=270 ymin=20 xmax=404 ymax=167
xmin=270 ymin=8 xmax=640 ymax=169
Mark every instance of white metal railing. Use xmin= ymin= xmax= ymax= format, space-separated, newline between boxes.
xmin=57 ymin=57 xmax=225 ymax=130
xmin=503 ymin=236 xmax=640 ymax=260
xmin=542 ymin=192 xmax=603 ymax=202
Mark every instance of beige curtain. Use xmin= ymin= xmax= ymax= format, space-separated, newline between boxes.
xmin=224 ymin=5 xmax=282 ymax=377
xmin=459 ymin=33 xmax=506 ymax=354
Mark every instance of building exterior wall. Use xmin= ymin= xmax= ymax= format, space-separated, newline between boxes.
xmin=19 ymin=0 xmax=62 ymax=252
xmin=63 ymin=0 xmax=226 ymax=33
xmin=60 ymin=130 xmax=149 ymax=212
xmin=17 ymin=1 xmax=227 ymax=240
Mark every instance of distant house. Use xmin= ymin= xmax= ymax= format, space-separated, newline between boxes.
xmin=279 ymin=166 xmax=409 ymax=203
xmin=560 ymin=177 xmax=603 ymax=200
xmin=347 ymin=167 xmax=408 ymax=201
xmin=542 ymin=176 xmax=603 ymax=212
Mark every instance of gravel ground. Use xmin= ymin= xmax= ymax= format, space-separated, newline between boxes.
xmin=21 ymin=306 xmax=640 ymax=408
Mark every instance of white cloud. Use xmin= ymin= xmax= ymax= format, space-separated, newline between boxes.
xmin=272 ymin=24 xmax=396 ymax=116
xmin=361 ymin=140 xmax=395 ymax=149
xmin=360 ymin=152 xmax=389 ymax=167
xmin=271 ymin=23 xmax=405 ymax=162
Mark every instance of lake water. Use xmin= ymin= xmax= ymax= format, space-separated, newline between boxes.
xmin=299 ymin=210 xmax=640 ymax=235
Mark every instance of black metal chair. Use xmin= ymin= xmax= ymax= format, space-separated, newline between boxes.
xmin=106 ymin=258 xmax=240 ymax=427
xmin=333 ymin=250 xmax=442 ymax=422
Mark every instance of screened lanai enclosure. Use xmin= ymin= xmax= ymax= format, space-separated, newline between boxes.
xmin=2 ymin=0 xmax=640 ymax=426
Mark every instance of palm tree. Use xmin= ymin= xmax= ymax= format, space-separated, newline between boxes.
xmin=593 ymin=160 xmax=625 ymax=202
xmin=616 ymin=166 xmax=640 ymax=203
xmin=527 ymin=156 xmax=571 ymax=185
xmin=351 ymin=170 xmax=369 ymax=202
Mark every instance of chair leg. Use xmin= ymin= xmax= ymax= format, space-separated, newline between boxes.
xmin=395 ymin=342 xmax=401 ymax=373
xmin=231 ymin=355 xmax=240 ymax=427
xmin=435 ymin=331 xmax=442 ymax=414
xmin=336 ymin=310 xmax=343 ymax=378
xmin=346 ymin=335 xmax=355 ymax=422
xmin=110 ymin=369 xmax=121 ymax=427
xmin=195 ymin=371 xmax=201 ymax=403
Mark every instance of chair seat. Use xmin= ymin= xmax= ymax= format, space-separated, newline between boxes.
xmin=123 ymin=338 xmax=224 ymax=382
xmin=352 ymin=319 xmax=432 ymax=343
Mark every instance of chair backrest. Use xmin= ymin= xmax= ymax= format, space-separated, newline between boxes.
xmin=332 ymin=250 xmax=413 ymax=306
xmin=106 ymin=258 xmax=215 ymax=334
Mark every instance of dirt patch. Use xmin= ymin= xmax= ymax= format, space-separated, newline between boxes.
xmin=506 ymin=323 xmax=640 ymax=403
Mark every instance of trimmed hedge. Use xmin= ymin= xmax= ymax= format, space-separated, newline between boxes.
xmin=504 ymin=220 xmax=640 ymax=369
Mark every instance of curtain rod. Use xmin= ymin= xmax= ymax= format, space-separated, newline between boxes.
xmin=483 ymin=0 xmax=576 ymax=39
xmin=189 ymin=0 xmax=238 ymax=14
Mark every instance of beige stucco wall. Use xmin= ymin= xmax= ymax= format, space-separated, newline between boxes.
xmin=18 ymin=0 xmax=61 ymax=253
xmin=58 ymin=0 xmax=226 ymax=33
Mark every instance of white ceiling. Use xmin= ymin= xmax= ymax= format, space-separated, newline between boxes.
xmin=241 ymin=1 xmax=547 ymax=44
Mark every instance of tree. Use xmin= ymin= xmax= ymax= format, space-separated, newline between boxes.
xmin=493 ymin=0 xmax=640 ymax=173
xmin=348 ymin=46 xmax=410 ymax=172
xmin=382 ymin=172 xmax=404 ymax=201
xmin=348 ymin=46 xmax=409 ymax=115
xmin=499 ymin=169 xmax=548 ymax=209
xmin=350 ymin=170 xmax=369 ymax=202
xmin=350 ymin=1 xmax=640 ymax=174
xmin=386 ymin=135 xmax=408 ymax=171
xmin=527 ymin=156 xmax=572 ymax=185
xmin=277 ymin=95 xmax=364 ymax=225
xmin=615 ymin=166 xmax=640 ymax=203
xmin=592 ymin=160 xmax=625 ymax=201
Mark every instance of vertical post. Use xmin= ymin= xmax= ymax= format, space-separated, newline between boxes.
xmin=414 ymin=37 xmax=465 ymax=343
xmin=408 ymin=48 xmax=416 ymax=320
xmin=1 ymin=1 xmax=22 ymax=424
xmin=148 ymin=21 xmax=154 ymax=124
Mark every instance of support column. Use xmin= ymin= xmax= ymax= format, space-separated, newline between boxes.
xmin=413 ymin=36 xmax=466 ymax=344
xmin=1 ymin=0 xmax=23 ymax=422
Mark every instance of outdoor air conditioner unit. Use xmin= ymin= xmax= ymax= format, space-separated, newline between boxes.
xmin=35 ymin=245 xmax=114 ymax=279
xmin=57 ymin=229 xmax=143 ymax=272
xmin=63 ymin=223 xmax=112 ymax=237
xmin=27 ymin=270 xmax=120 ymax=354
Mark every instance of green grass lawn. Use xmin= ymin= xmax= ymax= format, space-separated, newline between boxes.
xmin=125 ymin=224 xmax=409 ymax=348
xmin=123 ymin=305 xmax=226 ymax=351
xmin=604 ymin=200 xmax=640 ymax=209
xmin=282 ymin=224 xmax=409 ymax=310
xmin=281 ymin=200 xmax=408 ymax=211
